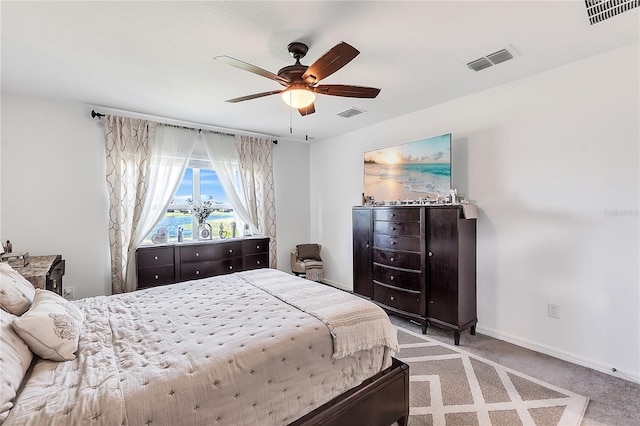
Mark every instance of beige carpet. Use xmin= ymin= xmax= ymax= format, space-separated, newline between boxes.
xmin=396 ymin=326 xmax=589 ymax=426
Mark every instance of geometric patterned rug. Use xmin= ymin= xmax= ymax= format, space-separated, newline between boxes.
xmin=396 ymin=327 xmax=589 ymax=426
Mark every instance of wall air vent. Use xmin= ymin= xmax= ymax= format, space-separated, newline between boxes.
xmin=467 ymin=47 xmax=516 ymax=72
xmin=585 ymin=0 xmax=639 ymax=25
xmin=337 ymin=107 xmax=366 ymax=118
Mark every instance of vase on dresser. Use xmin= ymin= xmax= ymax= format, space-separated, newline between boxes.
xmin=197 ymin=222 xmax=212 ymax=240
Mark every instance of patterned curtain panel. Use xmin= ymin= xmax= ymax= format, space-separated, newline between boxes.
xmin=104 ymin=116 xmax=156 ymax=294
xmin=235 ymin=136 xmax=277 ymax=268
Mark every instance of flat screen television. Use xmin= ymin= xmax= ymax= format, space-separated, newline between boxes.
xmin=364 ymin=133 xmax=451 ymax=202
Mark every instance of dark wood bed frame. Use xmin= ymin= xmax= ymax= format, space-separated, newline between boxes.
xmin=290 ymin=357 xmax=409 ymax=426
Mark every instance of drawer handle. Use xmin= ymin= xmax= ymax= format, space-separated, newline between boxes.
xmin=391 ymin=241 xmax=396 ymax=245
xmin=229 ymin=266 xmax=233 ymax=270
xmin=390 ymin=296 xmax=395 ymax=301
xmin=392 ymin=226 xmax=396 ymax=231
xmin=195 ymin=270 xmax=200 ymax=275
xmin=365 ymin=243 xmax=369 ymax=248
xmin=390 ymin=276 xmax=394 ymax=280
xmin=257 ymin=260 xmax=261 ymax=265
xmin=154 ymin=256 xmax=158 ymax=260
xmin=428 ymin=251 xmax=433 ymax=257
xmin=195 ymin=253 xmax=199 ymax=257
xmin=390 ymin=257 xmax=395 ymax=262
xmin=154 ymin=275 xmax=159 ymax=280
xmin=256 ymin=245 xmax=260 ymax=249
xmin=229 ymin=249 xmax=233 ymax=253
xmin=391 ymin=213 xmax=396 ymax=217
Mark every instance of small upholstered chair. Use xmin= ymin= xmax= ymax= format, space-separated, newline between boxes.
xmin=291 ymin=244 xmax=323 ymax=282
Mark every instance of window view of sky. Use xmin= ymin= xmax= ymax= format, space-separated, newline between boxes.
xmin=173 ymin=169 xmax=229 ymax=204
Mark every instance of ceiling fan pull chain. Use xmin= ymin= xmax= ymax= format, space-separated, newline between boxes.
xmin=305 ymin=106 xmax=309 ymax=140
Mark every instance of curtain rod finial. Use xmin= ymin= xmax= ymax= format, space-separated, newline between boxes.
xmin=91 ymin=110 xmax=105 ymax=119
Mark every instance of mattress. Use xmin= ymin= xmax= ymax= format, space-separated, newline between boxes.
xmin=5 ymin=269 xmax=398 ymax=425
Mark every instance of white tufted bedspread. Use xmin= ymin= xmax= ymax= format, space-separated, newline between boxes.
xmin=5 ymin=269 xmax=396 ymax=426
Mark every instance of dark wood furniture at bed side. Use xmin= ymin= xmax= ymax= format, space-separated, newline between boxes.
xmin=136 ymin=237 xmax=269 ymax=289
xmin=290 ymin=357 xmax=409 ymax=426
xmin=353 ymin=206 xmax=477 ymax=345
xmin=16 ymin=255 xmax=65 ymax=296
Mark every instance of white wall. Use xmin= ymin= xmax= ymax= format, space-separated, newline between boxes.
xmin=310 ymin=44 xmax=640 ymax=381
xmin=1 ymin=94 xmax=310 ymax=297
xmin=273 ymin=138 xmax=311 ymax=269
xmin=1 ymin=94 xmax=110 ymax=298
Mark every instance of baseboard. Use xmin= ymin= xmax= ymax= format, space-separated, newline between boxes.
xmin=476 ymin=325 xmax=640 ymax=384
xmin=321 ymin=278 xmax=352 ymax=292
xmin=312 ymin=278 xmax=640 ymax=385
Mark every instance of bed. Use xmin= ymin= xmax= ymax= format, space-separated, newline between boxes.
xmin=1 ymin=265 xmax=408 ymax=425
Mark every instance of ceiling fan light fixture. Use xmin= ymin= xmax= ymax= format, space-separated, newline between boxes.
xmin=282 ymin=87 xmax=316 ymax=108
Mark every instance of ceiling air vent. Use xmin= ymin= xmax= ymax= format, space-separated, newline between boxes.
xmin=467 ymin=57 xmax=493 ymax=72
xmin=467 ymin=47 xmax=516 ymax=72
xmin=585 ymin=0 xmax=639 ymax=25
xmin=337 ymin=107 xmax=365 ymax=118
xmin=486 ymin=49 xmax=514 ymax=65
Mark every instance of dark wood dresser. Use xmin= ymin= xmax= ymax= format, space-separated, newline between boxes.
xmin=353 ymin=206 xmax=477 ymax=345
xmin=136 ymin=237 xmax=269 ymax=289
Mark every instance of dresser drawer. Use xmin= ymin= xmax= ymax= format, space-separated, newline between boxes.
xmin=373 ymin=221 xmax=420 ymax=236
xmin=137 ymin=247 xmax=174 ymax=267
xmin=373 ymin=264 xmax=422 ymax=292
xmin=244 ymin=253 xmax=269 ymax=270
xmin=180 ymin=242 xmax=242 ymax=262
xmin=211 ymin=257 xmax=244 ymax=276
xmin=373 ymin=208 xmax=420 ymax=222
xmin=242 ymin=238 xmax=269 ymax=255
xmin=374 ymin=249 xmax=421 ymax=270
xmin=373 ymin=283 xmax=421 ymax=315
xmin=180 ymin=261 xmax=212 ymax=281
xmin=374 ymin=234 xmax=420 ymax=252
xmin=138 ymin=265 xmax=175 ymax=288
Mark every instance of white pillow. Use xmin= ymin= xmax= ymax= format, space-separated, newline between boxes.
xmin=0 ymin=309 xmax=33 ymax=422
xmin=0 ymin=262 xmax=36 ymax=316
xmin=12 ymin=289 xmax=85 ymax=362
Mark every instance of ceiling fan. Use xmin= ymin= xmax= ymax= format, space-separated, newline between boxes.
xmin=214 ymin=41 xmax=381 ymax=116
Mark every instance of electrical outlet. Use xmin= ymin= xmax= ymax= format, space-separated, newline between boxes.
xmin=63 ymin=287 xmax=74 ymax=300
xmin=548 ymin=303 xmax=560 ymax=319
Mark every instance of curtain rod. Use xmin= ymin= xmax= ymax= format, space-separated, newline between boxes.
xmin=90 ymin=109 xmax=278 ymax=144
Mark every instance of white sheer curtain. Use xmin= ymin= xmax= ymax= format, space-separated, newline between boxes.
xmin=201 ymin=132 xmax=257 ymax=235
xmin=105 ymin=119 xmax=195 ymax=293
xmin=235 ymin=135 xmax=277 ymax=268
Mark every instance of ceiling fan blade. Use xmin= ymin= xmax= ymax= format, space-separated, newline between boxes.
xmin=314 ymin=85 xmax=381 ymax=98
xmin=298 ymin=103 xmax=316 ymax=116
xmin=215 ymin=55 xmax=290 ymax=84
xmin=301 ymin=42 xmax=359 ymax=83
xmin=225 ymin=90 xmax=283 ymax=103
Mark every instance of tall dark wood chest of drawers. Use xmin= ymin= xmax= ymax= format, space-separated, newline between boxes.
xmin=353 ymin=206 xmax=476 ymax=345
xmin=136 ymin=237 xmax=269 ymax=289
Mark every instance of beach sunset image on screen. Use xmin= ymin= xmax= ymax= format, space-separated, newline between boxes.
xmin=364 ymin=133 xmax=451 ymax=201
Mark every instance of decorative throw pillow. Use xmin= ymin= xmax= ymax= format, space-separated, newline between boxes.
xmin=0 ymin=309 xmax=33 ymax=422
xmin=12 ymin=289 xmax=85 ymax=362
xmin=0 ymin=262 xmax=36 ymax=316
xmin=296 ymin=244 xmax=322 ymax=261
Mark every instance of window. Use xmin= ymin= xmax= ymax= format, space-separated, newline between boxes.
xmin=144 ymin=167 xmax=238 ymax=243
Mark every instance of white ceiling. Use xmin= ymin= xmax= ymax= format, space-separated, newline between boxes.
xmin=1 ymin=1 xmax=638 ymax=142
